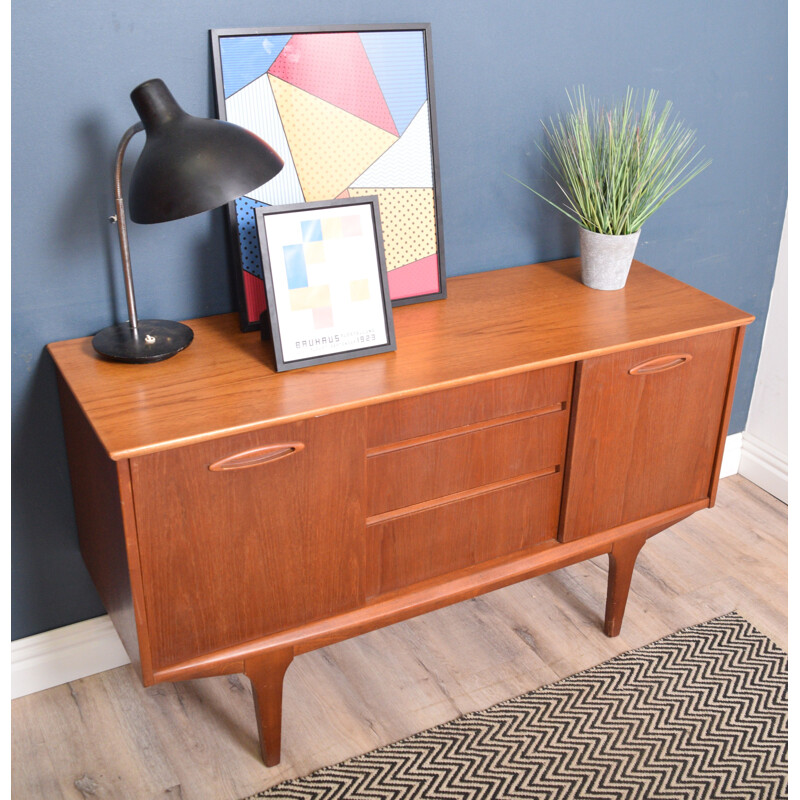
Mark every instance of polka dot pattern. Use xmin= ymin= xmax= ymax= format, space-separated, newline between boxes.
xmin=235 ymin=197 xmax=267 ymax=279
xmin=349 ymin=188 xmax=437 ymax=271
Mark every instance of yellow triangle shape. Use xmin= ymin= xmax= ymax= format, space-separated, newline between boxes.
xmin=270 ymin=76 xmax=398 ymax=202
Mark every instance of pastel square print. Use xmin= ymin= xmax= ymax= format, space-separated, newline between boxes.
xmin=341 ymin=215 xmax=362 ymax=237
xmin=305 ymin=242 xmax=326 ymax=264
xmin=322 ymin=217 xmax=343 ymax=239
xmin=350 ymin=279 xmax=370 ymax=302
xmin=288 ymin=284 xmax=331 ymax=311
xmin=312 ymin=305 xmax=334 ymax=328
xmin=263 ymin=203 xmax=390 ymax=363
xmin=301 ymin=219 xmax=323 ymax=242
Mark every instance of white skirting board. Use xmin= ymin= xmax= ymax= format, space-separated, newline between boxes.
xmin=738 ymin=431 xmax=789 ymax=504
xmin=719 ymin=432 xmax=742 ymax=482
xmin=9 ymin=433 xmax=749 ymax=701
xmin=11 ymin=615 xmax=132 ymax=699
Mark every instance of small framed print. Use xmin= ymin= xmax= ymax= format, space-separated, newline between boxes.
xmin=255 ymin=197 xmax=396 ymax=371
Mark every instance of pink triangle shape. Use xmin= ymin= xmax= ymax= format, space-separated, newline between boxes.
xmin=269 ymin=33 xmax=399 ymax=137
xmin=387 ymin=254 xmax=440 ymax=300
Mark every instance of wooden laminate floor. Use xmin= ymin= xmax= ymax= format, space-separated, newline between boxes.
xmin=11 ymin=475 xmax=788 ymax=800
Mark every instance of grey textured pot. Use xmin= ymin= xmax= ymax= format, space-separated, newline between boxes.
xmin=578 ymin=227 xmax=641 ymax=290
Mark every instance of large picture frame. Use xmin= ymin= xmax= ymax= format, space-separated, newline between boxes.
xmin=255 ymin=197 xmax=396 ymax=371
xmin=211 ymin=23 xmax=446 ymax=331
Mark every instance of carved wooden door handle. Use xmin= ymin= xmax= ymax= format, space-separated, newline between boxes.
xmin=208 ymin=443 xmax=305 ymax=471
xmin=629 ymin=353 xmax=693 ymax=375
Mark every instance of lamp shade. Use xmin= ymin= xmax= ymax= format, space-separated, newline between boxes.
xmin=127 ymin=79 xmax=283 ymax=223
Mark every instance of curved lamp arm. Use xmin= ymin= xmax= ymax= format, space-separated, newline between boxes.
xmin=110 ymin=121 xmax=145 ymax=333
xmin=92 ymin=115 xmax=194 ymax=363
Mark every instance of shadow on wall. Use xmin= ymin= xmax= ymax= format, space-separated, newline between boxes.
xmin=186 ymin=217 xmax=238 ymax=320
xmin=504 ymin=145 xmax=579 ymax=264
xmin=54 ymin=117 xmax=128 ymax=325
xmin=529 ymin=204 xmax=577 ymax=262
xmin=11 ymin=352 xmax=106 ymax=640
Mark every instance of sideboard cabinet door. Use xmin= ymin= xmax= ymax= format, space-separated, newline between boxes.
xmin=128 ymin=410 xmax=366 ymax=671
xmin=559 ymin=329 xmax=737 ymax=542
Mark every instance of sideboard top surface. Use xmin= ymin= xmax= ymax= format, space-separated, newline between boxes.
xmin=48 ymin=259 xmax=754 ymax=460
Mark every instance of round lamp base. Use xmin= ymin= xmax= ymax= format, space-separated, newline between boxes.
xmin=92 ymin=320 xmax=194 ymax=363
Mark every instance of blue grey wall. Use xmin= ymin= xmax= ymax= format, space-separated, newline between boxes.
xmin=11 ymin=0 xmax=787 ymax=640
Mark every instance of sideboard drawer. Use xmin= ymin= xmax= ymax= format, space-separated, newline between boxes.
xmin=367 ymin=470 xmax=563 ymax=596
xmin=366 ymin=365 xmax=572 ymax=448
xmin=367 ymin=408 xmax=568 ymax=516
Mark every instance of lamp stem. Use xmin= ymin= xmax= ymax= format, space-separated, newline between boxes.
xmin=112 ymin=121 xmax=145 ymax=332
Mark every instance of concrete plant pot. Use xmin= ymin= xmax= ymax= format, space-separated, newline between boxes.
xmin=578 ymin=227 xmax=641 ymax=290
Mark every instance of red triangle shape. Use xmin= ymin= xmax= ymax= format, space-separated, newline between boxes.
xmin=269 ymin=33 xmax=399 ymax=137
xmin=243 ymin=270 xmax=267 ymax=322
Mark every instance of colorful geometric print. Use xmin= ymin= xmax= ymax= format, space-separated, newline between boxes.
xmin=216 ymin=28 xmax=443 ymax=323
xmin=235 ymin=197 xmax=270 ymax=331
xmin=350 ymin=102 xmax=433 ymax=189
xmin=359 ymin=30 xmax=429 ymax=137
xmin=242 ymin=269 xmax=268 ymax=322
xmin=226 ymin=73 xmax=305 ymax=207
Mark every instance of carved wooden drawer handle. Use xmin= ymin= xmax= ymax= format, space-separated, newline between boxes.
xmin=209 ymin=443 xmax=305 ymax=472
xmin=629 ymin=353 xmax=693 ymax=376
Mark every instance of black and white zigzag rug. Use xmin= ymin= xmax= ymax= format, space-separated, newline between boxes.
xmin=246 ymin=612 xmax=787 ymax=799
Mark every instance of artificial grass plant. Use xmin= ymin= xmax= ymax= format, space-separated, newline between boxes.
xmin=510 ymin=87 xmax=710 ymax=235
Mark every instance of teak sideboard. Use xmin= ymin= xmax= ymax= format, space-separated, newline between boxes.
xmin=49 ymin=259 xmax=753 ymax=766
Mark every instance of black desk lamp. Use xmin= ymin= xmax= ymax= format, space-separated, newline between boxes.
xmin=93 ymin=78 xmax=284 ymax=363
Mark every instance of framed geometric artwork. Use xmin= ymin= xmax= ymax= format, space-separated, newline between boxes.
xmin=211 ymin=24 xmax=446 ymax=331
xmin=255 ymin=197 xmax=396 ymax=372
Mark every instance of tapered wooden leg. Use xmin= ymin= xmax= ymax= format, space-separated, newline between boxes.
xmin=604 ymin=535 xmax=647 ymax=637
xmin=244 ymin=648 xmax=294 ymax=767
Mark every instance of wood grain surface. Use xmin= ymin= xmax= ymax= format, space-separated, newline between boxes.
xmin=366 ymin=408 xmax=568 ymax=516
xmin=560 ymin=329 xmax=737 ymax=541
xmin=128 ymin=411 xmax=367 ymax=672
xmin=47 ymin=260 xmax=753 ymax=461
xmin=55 ymin=375 xmax=150 ymax=682
xmin=365 ymin=365 xmax=572 ymax=448
xmin=367 ymin=470 xmax=565 ymax=596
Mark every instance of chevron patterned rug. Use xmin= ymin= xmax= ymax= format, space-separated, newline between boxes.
xmin=246 ymin=612 xmax=787 ymax=799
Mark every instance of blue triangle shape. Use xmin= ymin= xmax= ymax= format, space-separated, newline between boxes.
xmin=360 ymin=31 xmax=429 ymax=136
xmin=219 ymin=34 xmax=292 ymax=98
